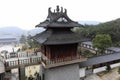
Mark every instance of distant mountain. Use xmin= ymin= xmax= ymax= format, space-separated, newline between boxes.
xmin=0 ymin=20 xmax=100 ymax=38
xmin=100 ymin=18 xmax=120 ymax=27
xmin=28 ymin=28 xmax=45 ymax=36
xmin=76 ymin=18 xmax=120 ymax=43
xmin=0 ymin=27 xmax=26 ymax=36
xmin=0 ymin=27 xmax=44 ymax=40
xmin=78 ymin=20 xmax=100 ymax=25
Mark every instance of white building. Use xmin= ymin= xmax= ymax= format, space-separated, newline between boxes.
xmin=0 ymin=35 xmax=18 ymax=46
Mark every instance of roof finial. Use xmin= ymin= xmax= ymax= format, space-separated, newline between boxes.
xmin=61 ymin=7 xmax=63 ymax=13
xmin=64 ymin=9 xmax=67 ymax=14
xmin=54 ymin=9 xmax=55 ymax=13
xmin=48 ymin=7 xmax=51 ymax=13
xmin=56 ymin=5 xmax=60 ymax=12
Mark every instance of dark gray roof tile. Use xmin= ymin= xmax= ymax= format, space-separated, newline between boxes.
xmin=34 ymin=29 xmax=88 ymax=45
xmin=36 ymin=6 xmax=82 ymax=28
xmin=79 ymin=53 xmax=120 ymax=67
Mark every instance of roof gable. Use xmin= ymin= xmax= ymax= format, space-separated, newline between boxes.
xmin=36 ymin=6 xmax=82 ymax=28
xmin=57 ymin=17 xmax=68 ymax=23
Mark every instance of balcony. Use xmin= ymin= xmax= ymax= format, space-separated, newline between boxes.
xmin=41 ymin=54 xmax=87 ymax=68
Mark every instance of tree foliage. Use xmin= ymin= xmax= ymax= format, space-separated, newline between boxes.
xmin=118 ymin=67 xmax=120 ymax=74
xmin=74 ymin=18 xmax=120 ymax=45
xmin=27 ymin=35 xmax=40 ymax=49
xmin=19 ymin=35 xmax=28 ymax=51
xmin=20 ymin=34 xmax=27 ymax=44
xmin=92 ymin=34 xmax=112 ymax=53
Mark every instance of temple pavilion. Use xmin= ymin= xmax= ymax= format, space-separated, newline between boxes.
xmin=34 ymin=6 xmax=87 ymax=80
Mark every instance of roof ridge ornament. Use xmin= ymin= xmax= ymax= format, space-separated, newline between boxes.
xmin=64 ymin=9 xmax=67 ymax=14
xmin=36 ymin=5 xmax=82 ymax=28
xmin=56 ymin=5 xmax=60 ymax=12
xmin=48 ymin=5 xmax=67 ymax=14
xmin=48 ymin=7 xmax=51 ymax=13
xmin=61 ymin=7 xmax=63 ymax=13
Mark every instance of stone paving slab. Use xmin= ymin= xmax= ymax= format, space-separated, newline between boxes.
xmin=84 ymin=74 xmax=102 ymax=80
xmin=84 ymin=68 xmax=120 ymax=80
xmin=101 ymin=69 xmax=120 ymax=80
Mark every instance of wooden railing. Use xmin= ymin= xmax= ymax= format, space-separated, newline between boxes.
xmin=41 ymin=54 xmax=87 ymax=68
xmin=42 ymin=54 xmax=82 ymax=65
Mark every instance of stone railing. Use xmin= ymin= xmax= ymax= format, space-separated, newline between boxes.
xmin=5 ymin=57 xmax=41 ymax=69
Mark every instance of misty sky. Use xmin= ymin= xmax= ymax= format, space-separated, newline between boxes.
xmin=0 ymin=0 xmax=120 ymax=30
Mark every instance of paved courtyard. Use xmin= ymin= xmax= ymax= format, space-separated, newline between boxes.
xmin=84 ymin=68 xmax=120 ymax=80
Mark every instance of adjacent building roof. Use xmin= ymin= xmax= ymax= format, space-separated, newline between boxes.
xmin=81 ymin=41 xmax=120 ymax=53
xmin=79 ymin=53 xmax=120 ymax=67
xmin=0 ymin=35 xmax=16 ymax=40
xmin=107 ymin=47 xmax=120 ymax=52
xmin=0 ymin=35 xmax=17 ymax=43
xmin=36 ymin=6 xmax=82 ymax=28
xmin=81 ymin=41 xmax=92 ymax=46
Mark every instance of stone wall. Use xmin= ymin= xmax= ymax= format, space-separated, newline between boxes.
xmin=44 ymin=64 xmax=80 ymax=80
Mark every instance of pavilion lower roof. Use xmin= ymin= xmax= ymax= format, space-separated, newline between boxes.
xmin=33 ymin=30 xmax=87 ymax=45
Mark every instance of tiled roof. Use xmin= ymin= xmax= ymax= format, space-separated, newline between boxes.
xmin=34 ymin=29 xmax=87 ymax=45
xmin=79 ymin=53 xmax=120 ymax=67
xmin=36 ymin=6 xmax=82 ymax=28
xmin=107 ymin=47 xmax=120 ymax=52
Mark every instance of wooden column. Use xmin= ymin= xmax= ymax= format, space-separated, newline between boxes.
xmin=19 ymin=66 xmax=25 ymax=80
xmin=0 ymin=73 xmax=4 ymax=80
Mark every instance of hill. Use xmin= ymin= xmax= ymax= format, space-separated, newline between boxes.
xmin=28 ymin=28 xmax=45 ymax=36
xmin=0 ymin=27 xmax=44 ymax=40
xmin=78 ymin=20 xmax=100 ymax=25
xmin=0 ymin=27 xmax=26 ymax=36
xmin=76 ymin=18 xmax=120 ymax=44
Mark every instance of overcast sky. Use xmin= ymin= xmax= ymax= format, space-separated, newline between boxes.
xmin=0 ymin=0 xmax=120 ymax=30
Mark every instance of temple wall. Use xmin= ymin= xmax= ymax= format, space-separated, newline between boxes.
xmin=79 ymin=67 xmax=85 ymax=78
xmin=110 ymin=62 xmax=120 ymax=68
xmin=44 ymin=64 xmax=80 ymax=80
xmin=93 ymin=66 xmax=107 ymax=73
xmin=0 ymin=61 xmax=5 ymax=74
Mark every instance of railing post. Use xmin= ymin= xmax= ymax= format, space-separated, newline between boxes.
xmin=37 ymin=57 xmax=39 ymax=62
xmin=30 ymin=57 xmax=32 ymax=63
xmin=5 ymin=62 xmax=8 ymax=67
xmin=19 ymin=66 xmax=25 ymax=80
xmin=13 ymin=61 xmax=14 ymax=66
xmin=18 ymin=59 xmax=19 ymax=65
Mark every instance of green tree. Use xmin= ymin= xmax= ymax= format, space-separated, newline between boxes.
xmin=27 ymin=35 xmax=33 ymax=48
xmin=27 ymin=35 xmax=40 ymax=49
xmin=20 ymin=34 xmax=27 ymax=44
xmin=92 ymin=34 xmax=112 ymax=54
xmin=118 ymin=67 xmax=120 ymax=74
xmin=75 ymin=18 xmax=120 ymax=44
xmin=20 ymin=35 xmax=27 ymax=51
xmin=106 ymin=64 xmax=111 ymax=72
